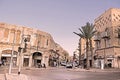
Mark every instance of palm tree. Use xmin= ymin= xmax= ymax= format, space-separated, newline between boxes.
xmin=89 ymin=37 xmax=94 ymax=67
xmin=73 ymin=22 xmax=96 ymax=69
xmin=88 ymin=23 xmax=96 ymax=68
xmin=78 ymin=38 xmax=81 ymax=66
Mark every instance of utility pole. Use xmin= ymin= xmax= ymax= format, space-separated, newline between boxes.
xmin=18 ymin=37 xmax=28 ymax=74
xmin=9 ymin=30 xmax=16 ymax=74
xmin=18 ymin=28 xmax=25 ymax=75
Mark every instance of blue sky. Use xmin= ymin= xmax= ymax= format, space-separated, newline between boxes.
xmin=0 ymin=0 xmax=120 ymax=56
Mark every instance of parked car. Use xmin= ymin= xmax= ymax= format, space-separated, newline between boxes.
xmin=74 ymin=63 xmax=79 ymax=67
xmin=61 ymin=61 xmax=66 ymax=66
xmin=66 ymin=62 xmax=73 ymax=68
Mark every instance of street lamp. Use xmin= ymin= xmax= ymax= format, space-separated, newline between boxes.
xmin=55 ymin=50 xmax=59 ymax=67
xmin=8 ymin=31 xmax=16 ymax=74
xmin=18 ymin=37 xmax=28 ymax=75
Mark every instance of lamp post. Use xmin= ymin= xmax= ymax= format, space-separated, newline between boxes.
xmin=73 ymin=52 xmax=76 ymax=68
xmin=18 ymin=37 xmax=28 ymax=75
xmin=9 ymin=31 xmax=16 ymax=74
xmin=56 ymin=50 xmax=59 ymax=67
xmin=18 ymin=47 xmax=22 ymax=75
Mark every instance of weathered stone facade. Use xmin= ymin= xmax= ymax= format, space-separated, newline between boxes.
xmin=0 ymin=23 xmax=69 ymax=68
xmin=94 ymin=8 xmax=120 ymax=68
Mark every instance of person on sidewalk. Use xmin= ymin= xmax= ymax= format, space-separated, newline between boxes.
xmin=0 ymin=60 xmax=2 ymax=67
xmin=43 ymin=63 xmax=46 ymax=68
xmin=38 ymin=63 xmax=42 ymax=68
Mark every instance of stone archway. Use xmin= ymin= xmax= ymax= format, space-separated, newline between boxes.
xmin=1 ymin=50 xmax=18 ymax=66
xmin=32 ymin=52 xmax=42 ymax=67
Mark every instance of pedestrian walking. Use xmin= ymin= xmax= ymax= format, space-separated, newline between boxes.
xmin=43 ymin=63 xmax=46 ymax=68
xmin=38 ymin=63 xmax=41 ymax=68
xmin=0 ymin=61 xmax=2 ymax=67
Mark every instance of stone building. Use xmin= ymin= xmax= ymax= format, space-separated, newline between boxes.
xmin=94 ymin=8 xmax=120 ymax=68
xmin=0 ymin=22 xmax=69 ymax=68
xmin=80 ymin=38 xmax=95 ymax=68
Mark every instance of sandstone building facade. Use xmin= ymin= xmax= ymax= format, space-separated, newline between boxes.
xmin=0 ymin=23 xmax=69 ymax=68
xmin=94 ymin=8 xmax=120 ymax=68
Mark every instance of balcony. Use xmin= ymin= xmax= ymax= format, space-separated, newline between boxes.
xmin=101 ymin=32 xmax=110 ymax=39
xmin=94 ymin=35 xmax=101 ymax=41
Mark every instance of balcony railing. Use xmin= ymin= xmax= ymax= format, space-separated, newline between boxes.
xmin=101 ymin=32 xmax=110 ymax=39
xmin=94 ymin=35 xmax=101 ymax=41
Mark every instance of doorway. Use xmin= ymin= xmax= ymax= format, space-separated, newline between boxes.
xmin=33 ymin=52 xmax=42 ymax=67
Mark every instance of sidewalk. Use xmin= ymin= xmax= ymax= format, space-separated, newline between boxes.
xmin=5 ymin=73 xmax=30 ymax=80
xmin=68 ymin=68 xmax=120 ymax=72
xmin=25 ymin=66 xmax=120 ymax=73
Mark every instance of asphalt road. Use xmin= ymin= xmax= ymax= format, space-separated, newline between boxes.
xmin=22 ymin=68 xmax=120 ymax=80
xmin=1 ymin=67 xmax=120 ymax=80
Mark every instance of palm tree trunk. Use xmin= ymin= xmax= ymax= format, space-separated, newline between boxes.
xmin=86 ymin=39 xmax=90 ymax=69
xmin=79 ymin=38 xmax=81 ymax=66
xmin=90 ymin=39 xmax=94 ymax=68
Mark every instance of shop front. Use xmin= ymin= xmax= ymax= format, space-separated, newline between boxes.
xmin=1 ymin=50 xmax=17 ymax=67
xmin=32 ymin=52 xmax=42 ymax=68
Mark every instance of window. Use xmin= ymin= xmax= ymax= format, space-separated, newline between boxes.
xmin=116 ymin=17 xmax=118 ymax=20
xmin=16 ymin=30 xmax=21 ymax=44
xmin=118 ymin=15 xmax=120 ymax=17
xmin=96 ymin=41 xmax=101 ymax=49
xmin=46 ymin=39 xmax=49 ymax=46
xmin=106 ymin=17 xmax=108 ymax=19
xmin=4 ymin=28 xmax=9 ymax=38
xmin=109 ymin=14 xmax=111 ymax=17
xmin=9 ymin=29 xmax=15 ymax=43
xmin=114 ymin=19 xmax=116 ymax=21
xmin=113 ymin=14 xmax=115 ymax=17
xmin=106 ymin=39 xmax=110 ymax=47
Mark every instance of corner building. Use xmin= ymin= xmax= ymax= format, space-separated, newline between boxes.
xmin=0 ymin=23 xmax=69 ymax=68
xmin=94 ymin=8 xmax=120 ymax=68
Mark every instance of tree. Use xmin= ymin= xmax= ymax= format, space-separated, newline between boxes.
xmin=88 ymin=23 xmax=96 ymax=68
xmin=73 ymin=22 xmax=96 ymax=69
xmin=78 ymin=38 xmax=81 ymax=66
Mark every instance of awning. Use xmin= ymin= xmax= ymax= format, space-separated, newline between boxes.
xmin=1 ymin=54 xmax=17 ymax=57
